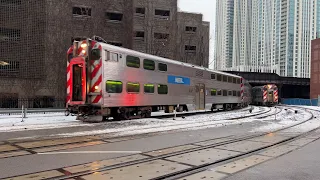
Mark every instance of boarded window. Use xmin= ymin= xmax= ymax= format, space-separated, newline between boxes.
xmin=144 ymin=84 xmax=154 ymax=93
xmin=106 ymin=80 xmax=122 ymax=93
xmin=158 ymin=63 xmax=167 ymax=71
xmin=158 ymin=84 xmax=168 ymax=94
xmin=211 ymin=89 xmax=217 ymax=96
xmin=126 ymin=56 xmax=140 ymax=68
xmin=143 ymin=59 xmax=155 ymax=70
xmin=127 ymin=82 xmax=140 ymax=93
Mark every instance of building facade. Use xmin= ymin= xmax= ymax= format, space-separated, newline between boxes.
xmin=0 ymin=0 xmax=209 ymax=108
xmin=310 ymin=38 xmax=320 ymax=99
xmin=214 ymin=0 xmax=234 ymax=70
xmin=215 ymin=0 xmax=320 ymax=78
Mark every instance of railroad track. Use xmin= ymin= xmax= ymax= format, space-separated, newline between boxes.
xmin=4 ymin=106 xmax=313 ymax=180
xmin=0 ymin=106 xmax=269 ymax=161
xmin=40 ymin=107 xmax=316 ymax=180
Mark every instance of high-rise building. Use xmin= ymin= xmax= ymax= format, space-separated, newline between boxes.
xmin=0 ymin=0 xmax=209 ymax=108
xmin=215 ymin=0 xmax=320 ymax=78
xmin=214 ymin=0 xmax=234 ymax=70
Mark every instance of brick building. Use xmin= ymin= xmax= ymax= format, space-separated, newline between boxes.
xmin=0 ymin=0 xmax=209 ymax=108
xmin=310 ymin=38 xmax=320 ymax=99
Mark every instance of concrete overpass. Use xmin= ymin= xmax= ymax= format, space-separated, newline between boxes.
xmin=224 ymin=71 xmax=310 ymax=99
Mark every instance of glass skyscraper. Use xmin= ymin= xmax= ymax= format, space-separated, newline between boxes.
xmin=215 ymin=0 xmax=320 ymax=78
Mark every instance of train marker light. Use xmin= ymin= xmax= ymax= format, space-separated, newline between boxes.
xmin=94 ymin=86 xmax=99 ymax=90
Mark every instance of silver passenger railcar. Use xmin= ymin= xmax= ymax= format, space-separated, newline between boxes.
xmin=66 ymin=38 xmax=252 ymax=122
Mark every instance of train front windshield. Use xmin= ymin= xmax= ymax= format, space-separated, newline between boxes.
xmin=72 ymin=64 xmax=83 ymax=101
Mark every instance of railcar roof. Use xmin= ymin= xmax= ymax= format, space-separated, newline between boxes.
xmin=100 ymin=43 xmax=242 ymax=78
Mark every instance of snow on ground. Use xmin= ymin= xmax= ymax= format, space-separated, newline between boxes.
xmin=0 ymin=113 xmax=94 ymax=132
xmin=52 ymin=106 xmax=268 ymax=138
xmin=249 ymin=107 xmax=315 ymax=133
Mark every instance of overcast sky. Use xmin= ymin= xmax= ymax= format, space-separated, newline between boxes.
xmin=178 ymin=0 xmax=216 ymax=68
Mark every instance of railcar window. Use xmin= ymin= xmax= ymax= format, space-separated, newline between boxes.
xmin=217 ymin=90 xmax=222 ymax=96
xmin=228 ymin=90 xmax=232 ymax=96
xmin=106 ymin=51 xmax=119 ymax=62
xmin=144 ymin=84 xmax=154 ymax=93
xmin=237 ymin=91 xmax=241 ymax=97
xmin=223 ymin=90 xmax=228 ymax=96
xmin=217 ymin=74 xmax=222 ymax=81
xmin=158 ymin=84 xmax=168 ymax=94
xmin=211 ymin=74 xmax=216 ymax=79
xmin=143 ymin=59 xmax=155 ymax=70
xmin=106 ymin=80 xmax=122 ymax=93
xmin=158 ymin=63 xmax=167 ymax=71
xmin=223 ymin=76 xmax=228 ymax=82
xmin=127 ymin=82 xmax=140 ymax=93
xmin=126 ymin=55 xmax=140 ymax=68
xmin=228 ymin=77 xmax=232 ymax=83
xmin=211 ymin=89 xmax=217 ymax=96
xmin=233 ymin=90 xmax=237 ymax=96
xmin=232 ymin=77 xmax=237 ymax=84
xmin=236 ymin=78 xmax=241 ymax=84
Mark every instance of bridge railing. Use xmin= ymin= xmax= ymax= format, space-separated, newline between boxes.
xmin=281 ymin=98 xmax=318 ymax=106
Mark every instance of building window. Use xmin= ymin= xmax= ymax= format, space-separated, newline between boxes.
xmin=185 ymin=26 xmax=197 ymax=32
xmin=0 ymin=27 xmax=20 ymax=42
xmin=144 ymin=84 xmax=154 ymax=93
xmin=73 ymin=7 xmax=91 ymax=17
xmin=211 ymin=74 xmax=216 ymax=79
xmin=233 ymin=90 xmax=237 ymax=96
xmin=158 ymin=84 xmax=168 ymax=94
xmin=126 ymin=56 xmax=140 ymax=68
xmin=106 ymin=12 xmax=123 ymax=21
xmin=228 ymin=76 xmax=232 ymax=83
xmin=217 ymin=90 xmax=222 ymax=96
xmin=154 ymin=33 xmax=169 ymax=40
xmin=106 ymin=80 xmax=122 ymax=93
xmin=155 ymin=9 xmax=170 ymax=17
xmin=107 ymin=41 xmax=122 ymax=47
xmin=217 ymin=74 xmax=222 ymax=81
xmin=143 ymin=59 xmax=155 ymax=70
xmin=185 ymin=45 xmax=196 ymax=51
xmin=223 ymin=90 xmax=228 ymax=96
xmin=232 ymin=77 xmax=237 ymax=84
xmin=236 ymin=78 xmax=241 ymax=84
xmin=211 ymin=89 xmax=217 ymax=96
xmin=0 ymin=0 xmax=21 ymax=6
xmin=127 ymin=82 xmax=140 ymax=93
xmin=237 ymin=91 xmax=241 ymax=97
xmin=135 ymin=7 xmax=145 ymax=15
xmin=158 ymin=63 xmax=167 ymax=71
xmin=223 ymin=76 xmax=228 ymax=82
xmin=135 ymin=31 xmax=145 ymax=39
xmin=228 ymin=91 xmax=232 ymax=96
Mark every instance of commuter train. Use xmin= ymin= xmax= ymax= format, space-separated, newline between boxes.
xmin=66 ymin=36 xmax=252 ymax=122
xmin=251 ymin=84 xmax=279 ymax=106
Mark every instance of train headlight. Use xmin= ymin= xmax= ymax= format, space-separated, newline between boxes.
xmin=81 ymin=50 xmax=86 ymax=54
xmin=94 ymin=86 xmax=99 ymax=90
xmin=80 ymin=43 xmax=88 ymax=48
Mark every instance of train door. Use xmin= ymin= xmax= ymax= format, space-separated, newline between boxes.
xmin=195 ymin=83 xmax=205 ymax=110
